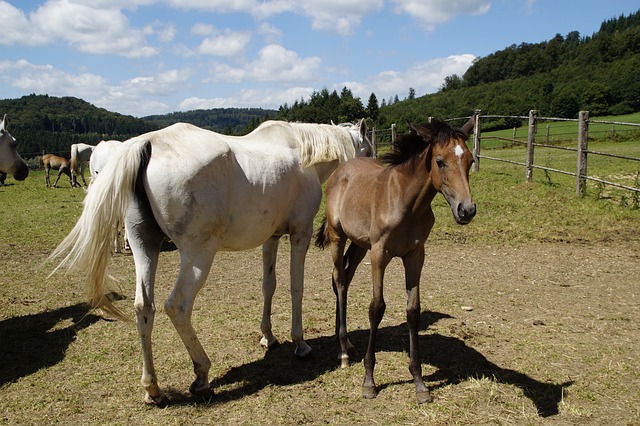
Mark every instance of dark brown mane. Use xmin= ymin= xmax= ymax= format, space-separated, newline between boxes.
xmin=380 ymin=120 xmax=467 ymax=166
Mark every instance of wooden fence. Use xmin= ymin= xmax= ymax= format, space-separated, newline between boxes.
xmin=372 ymin=111 xmax=640 ymax=196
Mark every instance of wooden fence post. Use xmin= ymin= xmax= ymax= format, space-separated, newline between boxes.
xmin=371 ymin=127 xmax=378 ymax=158
xmin=472 ymin=110 xmax=481 ymax=172
xmin=576 ymin=111 xmax=589 ymax=195
xmin=391 ymin=123 xmax=397 ymax=143
xmin=525 ymin=110 xmax=537 ymax=182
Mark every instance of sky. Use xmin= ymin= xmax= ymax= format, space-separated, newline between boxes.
xmin=0 ymin=1 xmax=638 ymax=118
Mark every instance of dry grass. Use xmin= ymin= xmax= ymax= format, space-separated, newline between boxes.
xmin=1 ymin=167 xmax=639 ymax=425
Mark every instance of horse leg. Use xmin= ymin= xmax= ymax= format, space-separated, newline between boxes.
xmin=362 ymin=247 xmax=390 ymax=399
xmin=403 ymin=248 xmax=432 ymax=404
xmin=164 ymin=247 xmax=216 ymax=399
xmin=260 ymin=236 xmax=280 ymax=350
xmin=333 ymin=241 xmax=367 ymax=366
xmin=45 ymin=167 xmax=50 ymax=187
xmin=126 ymin=202 xmax=167 ymax=405
xmin=53 ymin=169 xmax=64 ymax=188
xmin=289 ymin=229 xmax=312 ymax=357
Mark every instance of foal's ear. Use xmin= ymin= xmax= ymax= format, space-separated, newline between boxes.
xmin=358 ymin=118 xmax=367 ymax=135
xmin=1 ymin=114 xmax=6 ymax=130
xmin=460 ymin=114 xmax=476 ymax=138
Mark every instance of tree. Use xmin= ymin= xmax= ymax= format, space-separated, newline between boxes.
xmin=366 ymin=93 xmax=379 ymax=120
xmin=408 ymin=88 xmax=416 ymax=100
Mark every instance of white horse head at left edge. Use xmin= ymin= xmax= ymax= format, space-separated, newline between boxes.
xmin=0 ymin=115 xmax=29 ymax=181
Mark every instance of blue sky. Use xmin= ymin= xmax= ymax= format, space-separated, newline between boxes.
xmin=1 ymin=1 xmax=638 ymax=117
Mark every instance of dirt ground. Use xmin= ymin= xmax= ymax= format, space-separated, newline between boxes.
xmin=1 ymin=237 xmax=639 ymax=425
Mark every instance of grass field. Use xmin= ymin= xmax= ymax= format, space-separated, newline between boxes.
xmin=1 ymin=135 xmax=639 ymax=425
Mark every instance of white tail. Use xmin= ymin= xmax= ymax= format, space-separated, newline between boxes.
xmin=49 ymin=138 xmax=150 ymax=320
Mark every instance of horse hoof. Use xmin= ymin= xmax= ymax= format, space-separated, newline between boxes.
xmin=143 ymin=392 xmax=169 ymax=407
xmin=339 ymin=354 xmax=350 ymax=368
xmin=416 ymin=390 xmax=433 ymax=404
xmin=362 ymin=385 xmax=377 ymax=399
xmin=189 ymin=383 xmax=215 ymax=401
xmin=260 ymin=335 xmax=279 ymax=350
xmin=294 ymin=341 xmax=312 ymax=358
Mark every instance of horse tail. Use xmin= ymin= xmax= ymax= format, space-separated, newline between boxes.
xmin=314 ymin=216 xmax=329 ymax=249
xmin=48 ymin=138 xmax=152 ymax=321
xmin=70 ymin=144 xmax=79 ymax=174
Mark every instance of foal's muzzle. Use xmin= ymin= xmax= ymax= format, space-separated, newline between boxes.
xmin=454 ymin=202 xmax=476 ymax=225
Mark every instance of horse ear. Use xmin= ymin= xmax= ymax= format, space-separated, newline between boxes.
xmin=359 ymin=118 xmax=366 ymax=135
xmin=460 ymin=114 xmax=476 ymax=138
xmin=331 ymin=120 xmax=336 ymax=126
xmin=407 ymin=121 xmax=418 ymax=135
xmin=1 ymin=114 xmax=6 ymax=130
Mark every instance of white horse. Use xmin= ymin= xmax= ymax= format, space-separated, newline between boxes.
xmin=0 ymin=115 xmax=29 ymax=182
xmin=50 ymin=119 xmax=372 ymax=405
xmin=90 ymin=140 xmax=128 ymax=252
xmin=70 ymin=143 xmax=95 ymax=187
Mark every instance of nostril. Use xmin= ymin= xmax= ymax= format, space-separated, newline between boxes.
xmin=458 ymin=203 xmax=476 ymax=219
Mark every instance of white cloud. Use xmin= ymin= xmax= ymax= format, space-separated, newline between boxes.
xmin=180 ymin=86 xmax=314 ymax=110
xmin=0 ymin=0 xmax=157 ymax=57
xmin=340 ymin=54 xmax=476 ymax=101
xmin=198 ymin=30 xmax=252 ymax=57
xmin=0 ymin=59 xmax=108 ymax=97
xmin=205 ymin=44 xmax=321 ymax=83
xmin=391 ymin=0 xmax=491 ymax=30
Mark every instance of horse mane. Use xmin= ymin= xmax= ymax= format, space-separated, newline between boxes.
xmin=288 ymin=123 xmax=356 ymax=168
xmin=380 ymin=120 xmax=466 ymax=166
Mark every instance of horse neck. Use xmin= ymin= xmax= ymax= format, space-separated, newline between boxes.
xmin=391 ymin=151 xmax=438 ymax=216
xmin=313 ymin=160 xmax=340 ymax=183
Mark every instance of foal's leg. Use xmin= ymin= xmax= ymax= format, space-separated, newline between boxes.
xmin=53 ymin=170 xmax=64 ymax=187
xmin=362 ymin=246 xmax=390 ymax=399
xmin=333 ymin=241 xmax=367 ymax=366
xmin=260 ymin=236 xmax=280 ymax=349
xmin=403 ymin=248 xmax=432 ymax=404
xmin=165 ymin=247 xmax=217 ymax=398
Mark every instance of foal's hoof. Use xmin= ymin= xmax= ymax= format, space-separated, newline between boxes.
xmin=294 ymin=341 xmax=312 ymax=358
xmin=143 ymin=392 xmax=169 ymax=407
xmin=189 ymin=382 xmax=215 ymax=401
xmin=362 ymin=385 xmax=377 ymax=399
xmin=416 ymin=390 xmax=433 ymax=404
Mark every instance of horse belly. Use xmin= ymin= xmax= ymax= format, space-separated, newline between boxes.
xmin=143 ymin=152 xmax=302 ymax=252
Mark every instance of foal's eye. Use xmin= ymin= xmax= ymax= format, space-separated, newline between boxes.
xmin=436 ymin=157 xmax=446 ymax=169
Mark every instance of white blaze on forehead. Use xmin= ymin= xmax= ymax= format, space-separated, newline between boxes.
xmin=454 ymin=144 xmax=464 ymax=158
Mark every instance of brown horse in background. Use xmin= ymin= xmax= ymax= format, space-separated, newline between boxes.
xmin=41 ymin=154 xmax=73 ymax=188
xmin=315 ymin=116 xmax=476 ymax=403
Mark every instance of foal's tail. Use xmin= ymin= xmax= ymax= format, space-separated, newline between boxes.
xmin=314 ymin=216 xmax=330 ymax=249
xmin=48 ymin=138 xmax=151 ymax=321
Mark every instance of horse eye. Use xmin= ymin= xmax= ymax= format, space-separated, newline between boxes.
xmin=436 ymin=157 xmax=446 ymax=169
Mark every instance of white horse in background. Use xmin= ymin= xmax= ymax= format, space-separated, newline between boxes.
xmin=90 ymin=140 xmax=128 ymax=253
xmin=0 ymin=115 xmax=29 ymax=182
xmin=50 ymin=119 xmax=373 ymax=405
xmin=70 ymin=143 xmax=95 ymax=187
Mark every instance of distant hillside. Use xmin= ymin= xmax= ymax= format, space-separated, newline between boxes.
xmin=378 ymin=9 xmax=640 ymax=131
xmin=143 ymin=108 xmax=277 ymax=134
xmin=0 ymin=94 xmax=157 ymax=157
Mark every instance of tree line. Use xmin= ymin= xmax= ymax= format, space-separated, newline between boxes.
xmin=1 ymin=10 xmax=638 ymax=158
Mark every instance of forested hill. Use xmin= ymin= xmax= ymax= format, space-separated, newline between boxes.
xmin=0 ymin=94 xmax=158 ymax=157
xmin=0 ymin=95 xmax=275 ymax=158
xmin=377 ymin=10 xmax=640 ymax=131
xmin=143 ymin=108 xmax=277 ymax=134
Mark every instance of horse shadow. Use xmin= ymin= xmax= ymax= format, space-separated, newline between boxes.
xmin=0 ymin=303 xmax=102 ymax=386
xmin=165 ymin=311 xmax=571 ymax=417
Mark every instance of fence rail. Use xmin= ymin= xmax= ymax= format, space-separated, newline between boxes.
xmin=372 ymin=110 xmax=640 ymax=196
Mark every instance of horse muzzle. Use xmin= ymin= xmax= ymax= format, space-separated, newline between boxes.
xmin=453 ymin=202 xmax=476 ymax=225
xmin=12 ymin=163 xmax=29 ymax=181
